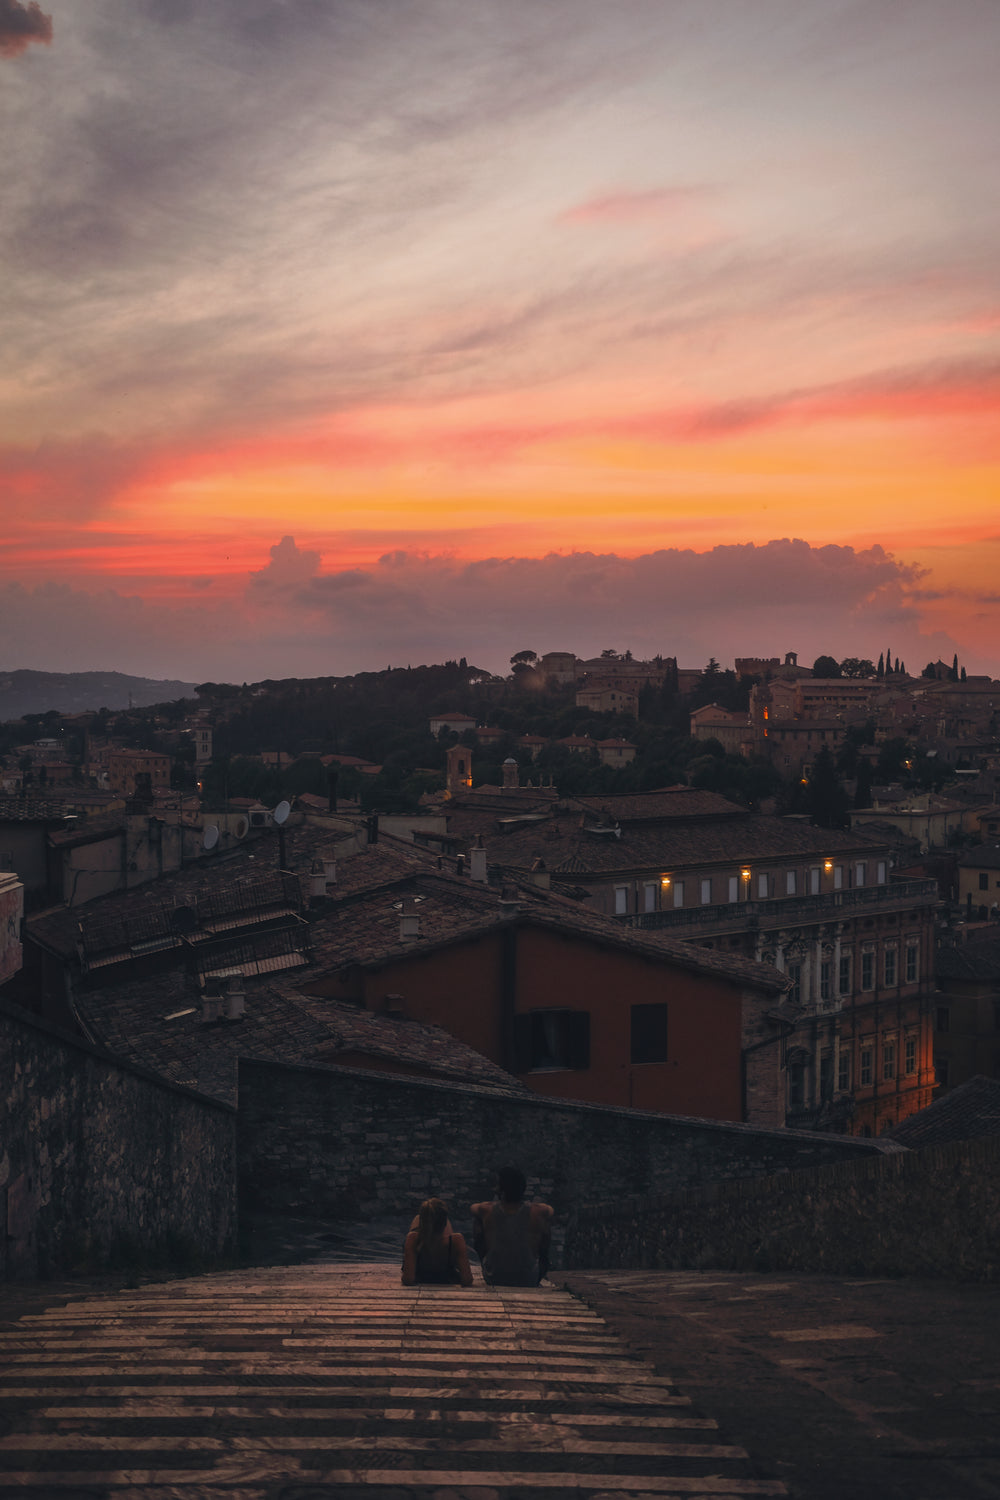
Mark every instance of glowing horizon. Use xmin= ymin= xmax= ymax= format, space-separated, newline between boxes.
xmin=2 ymin=1 xmax=999 ymax=680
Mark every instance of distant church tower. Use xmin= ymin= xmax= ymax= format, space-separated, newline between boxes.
xmin=446 ymin=743 xmax=473 ymax=798
xmin=502 ymin=756 xmax=519 ymax=791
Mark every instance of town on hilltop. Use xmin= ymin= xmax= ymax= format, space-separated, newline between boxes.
xmin=3 ymin=644 xmax=1000 ymax=1279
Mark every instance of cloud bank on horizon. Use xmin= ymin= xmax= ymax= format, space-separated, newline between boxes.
xmin=0 ymin=537 xmax=984 ymax=683
xmin=2 ymin=1 xmax=999 ymax=679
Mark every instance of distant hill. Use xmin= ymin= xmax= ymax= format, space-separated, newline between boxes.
xmin=0 ymin=670 xmax=198 ymax=722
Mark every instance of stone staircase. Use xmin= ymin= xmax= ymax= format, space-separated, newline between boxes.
xmin=0 ymin=1263 xmax=788 ymax=1497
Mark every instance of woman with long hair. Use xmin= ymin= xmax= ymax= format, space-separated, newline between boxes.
xmin=401 ymin=1197 xmax=474 ymax=1286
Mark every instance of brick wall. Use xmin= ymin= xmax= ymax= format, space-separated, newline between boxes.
xmin=1 ymin=1002 xmax=237 ymax=1279
xmin=237 ymin=1058 xmax=886 ymax=1255
xmin=562 ymin=1134 xmax=1000 ymax=1281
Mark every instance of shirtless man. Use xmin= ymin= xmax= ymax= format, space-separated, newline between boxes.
xmin=471 ymin=1165 xmax=553 ymax=1286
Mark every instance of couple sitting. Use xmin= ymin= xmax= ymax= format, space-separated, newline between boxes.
xmin=401 ymin=1166 xmax=553 ymax=1288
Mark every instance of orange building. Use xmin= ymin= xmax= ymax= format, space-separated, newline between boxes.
xmin=302 ymin=876 xmax=791 ymax=1126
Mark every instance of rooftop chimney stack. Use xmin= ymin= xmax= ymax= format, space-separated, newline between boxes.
xmin=224 ymin=975 xmax=246 ymax=1021
xmin=309 ymin=859 xmax=326 ymax=901
xmin=470 ymin=836 xmax=488 ymax=883
xmin=400 ymin=896 xmax=420 ymax=941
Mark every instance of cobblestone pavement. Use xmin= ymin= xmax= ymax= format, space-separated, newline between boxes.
xmin=0 ymin=1261 xmax=787 ymax=1499
xmin=562 ymin=1269 xmax=1000 ymax=1500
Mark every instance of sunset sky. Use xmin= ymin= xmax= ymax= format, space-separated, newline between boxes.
xmin=3 ymin=0 xmax=999 ymax=682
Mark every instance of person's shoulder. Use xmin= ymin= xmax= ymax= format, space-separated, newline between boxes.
xmin=470 ymin=1200 xmax=493 ymax=1217
xmin=530 ymin=1200 xmax=554 ymax=1220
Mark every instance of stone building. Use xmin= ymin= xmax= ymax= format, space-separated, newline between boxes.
xmin=443 ymin=787 xmax=939 ymax=1136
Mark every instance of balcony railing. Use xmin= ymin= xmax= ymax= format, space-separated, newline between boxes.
xmin=619 ymin=877 xmax=940 ymax=934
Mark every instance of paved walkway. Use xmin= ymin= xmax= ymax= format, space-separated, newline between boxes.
xmin=0 ymin=1263 xmax=786 ymax=1499
xmin=564 ymin=1269 xmax=1000 ymax=1500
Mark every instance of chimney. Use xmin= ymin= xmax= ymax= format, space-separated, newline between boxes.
xmin=324 ymin=857 xmax=337 ymax=888
xmin=201 ymin=981 xmax=222 ymax=1024
xmin=399 ymin=895 xmax=420 ymax=940
xmin=530 ymin=857 xmax=551 ymax=891
xmin=309 ymin=859 xmax=326 ymax=901
xmin=224 ymin=975 xmax=246 ymax=1020
xmin=502 ymin=757 xmax=519 ymax=790
xmin=470 ymin=835 xmax=488 ymax=883
xmin=455 ymin=852 xmax=466 ymax=877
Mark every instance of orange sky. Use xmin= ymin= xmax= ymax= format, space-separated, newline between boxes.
xmin=2 ymin=2 xmax=999 ymax=679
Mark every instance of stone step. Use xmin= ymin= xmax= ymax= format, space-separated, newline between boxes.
xmin=0 ymin=1264 xmax=788 ymax=1498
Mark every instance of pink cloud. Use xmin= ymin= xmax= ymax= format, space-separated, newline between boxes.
xmin=0 ymin=0 xmax=51 ymax=58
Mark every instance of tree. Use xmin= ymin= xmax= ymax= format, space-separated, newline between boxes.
xmin=510 ymin=650 xmax=537 ymax=666
xmin=877 ymin=652 xmax=885 ymax=678
xmin=840 ymin=657 xmax=876 ymax=679
xmin=950 ymin=654 xmax=959 ymax=681
xmin=812 ymin=655 xmax=841 ymax=678
xmin=600 ymin=648 xmax=620 ymax=659
xmin=804 ymin=747 xmax=849 ymax=829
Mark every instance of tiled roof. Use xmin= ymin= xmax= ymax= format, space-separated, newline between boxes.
xmin=71 ymin=967 xmax=522 ymax=1107
xmin=303 ymin=868 xmax=790 ymax=997
xmin=885 ymin=1076 xmax=1000 ymax=1148
xmin=478 ymin=812 xmax=892 ymax=879
xmin=26 ymin=817 xmax=438 ymax=961
xmin=935 ymin=935 xmax=1000 ymax=981
xmin=0 ymin=799 xmax=68 ymax=822
xmin=570 ymin=789 xmax=743 ymax=823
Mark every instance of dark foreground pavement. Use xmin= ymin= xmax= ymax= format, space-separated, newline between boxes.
xmin=561 ymin=1268 xmax=1000 ymax=1500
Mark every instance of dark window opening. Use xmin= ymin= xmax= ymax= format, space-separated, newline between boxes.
xmin=514 ymin=1009 xmax=590 ymax=1071
xmin=630 ymin=1003 xmax=669 ymax=1064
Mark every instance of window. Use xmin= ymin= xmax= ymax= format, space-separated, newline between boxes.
xmin=834 ymin=864 xmax=843 ymax=890
xmin=993 ymin=1001 xmax=1000 ymax=1031
xmin=786 ymin=870 xmax=797 ymax=896
xmin=810 ymin=867 xmax=821 ymax=894
xmin=861 ymin=950 xmax=874 ymax=991
xmin=630 ymin=1003 xmax=668 ymax=1064
xmin=643 ymin=882 xmax=658 ymax=913
xmin=673 ymin=880 xmax=685 ymax=908
xmin=839 ymin=953 xmax=852 ymax=995
xmin=904 ymin=1037 xmax=916 ymax=1075
xmin=820 ymin=962 xmax=831 ymax=1001
xmin=980 ymin=872 xmax=989 ymax=891
xmin=515 ymin=1010 xmax=590 ymax=1071
xmin=700 ymin=877 xmax=712 ymax=905
xmin=787 ymin=963 xmax=802 ymax=1005
xmin=860 ymin=1047 xmax=873 ymax=1086
xmin=935 ymin=1006 xmax=950 ymax=1033
xmin=788 ymin=1062 xmax=806 ymax=1110
xmin=905 ymin=944 xmax=918 ymax=984
xmin=728 ymin=875 xmax=739 ymax=903
xmin=758 ymin=873 xmax=769 ymax=900
xmin=882 ymin=1039 xmax=896 ymax=1081
xmin=855 ymin=862 xmax=867 ymax=887
xmin=883 ymin=947 xmax=897 ymax=987
xmin=838 ymin=1051 xmax=851 ymax=1091
xmin=614 ymin=886 xmax=629 ymax=915
xmin=877 ymin=861 xmax=887 ymax=885
xmin=934 ymin=1054 xmax=950 ymax=1087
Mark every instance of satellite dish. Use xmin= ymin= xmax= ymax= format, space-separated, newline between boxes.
xmin=274 ymin=800 xmax=291 ymax=826
xmin=203 ymin=825 xmax=220 ymax=850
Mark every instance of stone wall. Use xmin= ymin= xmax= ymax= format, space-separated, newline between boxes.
xmin=237 ymin=1059 xmax=887 ymax=1254
xmin=563 ymin=1134 xmax=1000 ymax=1282
xmin=1 ymin=1001 xmax=237 ymax=1279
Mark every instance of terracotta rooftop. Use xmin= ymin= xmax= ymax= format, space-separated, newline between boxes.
xmin=935 ymin=934 xmax=1000 ymax=981
xmin=302 ymin=867 xmax=790 ymax=998
xmin=70 ymin=966 xmax=523 ymax=1108
xmin=885 ymin=1076 xmax=1000 ymax=1148
xmin=478 ymin=811 xmax=894 ymax=879
xmin=958 ymin=845 xmax=1000 ymax=870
